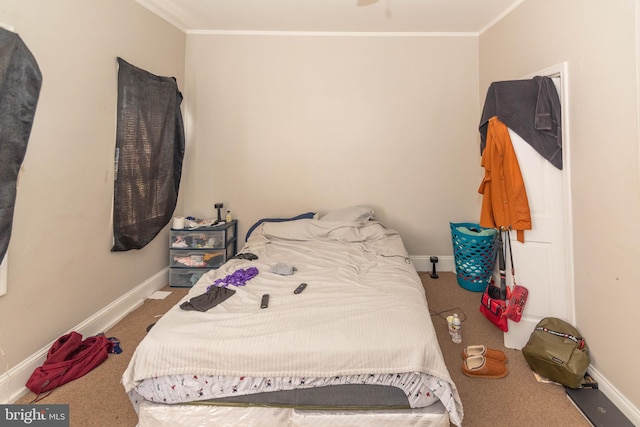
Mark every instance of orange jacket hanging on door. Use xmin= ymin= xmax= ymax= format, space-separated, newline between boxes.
xmin=478 ymin=116 xmax=531 ymax=243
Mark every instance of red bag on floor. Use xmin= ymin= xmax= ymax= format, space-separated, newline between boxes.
xmin=26 ymin=332 xmax=112 ymax=400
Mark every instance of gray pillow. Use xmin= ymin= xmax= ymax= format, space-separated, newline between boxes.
xmin=320 ymin=206 xmax=374 ymax=222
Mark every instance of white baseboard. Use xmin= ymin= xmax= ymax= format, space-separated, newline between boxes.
xmin=411 ymin=255 xmax=455 ymax=274
xmin=1 ymin=268 xmax=169 ymax=404
xmin=588 ymin=365 xmax=640 ymax=426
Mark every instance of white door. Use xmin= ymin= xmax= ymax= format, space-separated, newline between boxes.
xmin=503 ymin=73 xmax=574 ymax=349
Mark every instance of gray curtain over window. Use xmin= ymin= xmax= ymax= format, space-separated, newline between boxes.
xmin=111 ymin=57 xmax=185 ymax=251
xmin=0 ymin=29 xmax=42 ymax=261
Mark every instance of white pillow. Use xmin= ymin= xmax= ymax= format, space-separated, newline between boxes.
xmin=320 ymin=206 xmax=374 ymax=222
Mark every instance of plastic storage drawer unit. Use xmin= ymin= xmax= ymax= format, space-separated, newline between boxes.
xmin=170 ymin=227 xmax=236 ymax=249
xmin=170 ymin=249 xmax=227 ymax=268
xmin=169 ymin=268 xmax=214 ymax=288
xmin=169 ymin=220 xmax=238 ymax=287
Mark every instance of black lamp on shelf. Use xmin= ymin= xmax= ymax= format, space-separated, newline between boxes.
xmin=214 ymin=203 xmax=223 ymax=224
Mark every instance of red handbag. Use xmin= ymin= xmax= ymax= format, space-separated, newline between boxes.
xmin=480 ymin=231 xmax=509 ymax=332
xmin=505 ymin=284 xmax=528 ymax=322
xmin=503 ymin=231 xmax=529 ymax=322
xmin=480 ymin=280 xmax=509 ymax=332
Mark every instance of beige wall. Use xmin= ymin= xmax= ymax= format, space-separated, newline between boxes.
xmin=182 ymin=34 xmax=481 ymax=254
xmin=480 ymin=0 xmax=640 ymax=413
xmin=0 ymin=0 xmax=185 ymax=369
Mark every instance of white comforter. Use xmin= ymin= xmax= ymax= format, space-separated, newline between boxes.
xmin=122 ymin=219 xmax=462 ymax=425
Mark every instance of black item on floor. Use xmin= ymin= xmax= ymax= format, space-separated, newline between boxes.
xmin=565 ymin=386 xmax=634 ymax=427
xmin=429 ymin=256 xmax=439 ymax=279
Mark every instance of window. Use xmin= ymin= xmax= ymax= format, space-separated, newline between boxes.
xmin=111 ymin=57 xmax=185 ymax=251
xmin=0 ymin=28 xmax=42 ymax=294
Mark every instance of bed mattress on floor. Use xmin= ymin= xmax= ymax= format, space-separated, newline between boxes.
xmin=123 ymin=219 xmax=463 ymax=426
xmin=136 ymin=399 xmax=451 ymax=427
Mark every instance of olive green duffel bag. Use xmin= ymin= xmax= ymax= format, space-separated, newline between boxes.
xmin=522 ymin=317 xmax=590 ymax=389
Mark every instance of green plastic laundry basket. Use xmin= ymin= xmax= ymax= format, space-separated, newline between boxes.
xmin=450 ymin=222 xmax=499 ymax=292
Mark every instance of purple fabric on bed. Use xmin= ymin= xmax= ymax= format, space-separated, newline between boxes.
xmin=209 ymin=267 xmax=259 ymax=289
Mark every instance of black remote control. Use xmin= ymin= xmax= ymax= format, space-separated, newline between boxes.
xmin=260 ymin=294 xmax=269 ymax=308
xmin=294 ymin=283 xmax=307 ymax=294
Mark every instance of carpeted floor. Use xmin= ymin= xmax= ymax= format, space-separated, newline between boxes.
xmin=15 ymin=271 xmax=590 ymax=426
xmin=421 ymin=272 xmax=589 ymax=426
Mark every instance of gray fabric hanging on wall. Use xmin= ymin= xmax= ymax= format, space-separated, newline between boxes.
xmin=0 ymin=28 xmax=42 ymax=261
xmin=479 ymin=76 xmax=562 ymax=169
xmin=111 ymin=57 xmax=185 ymax=251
